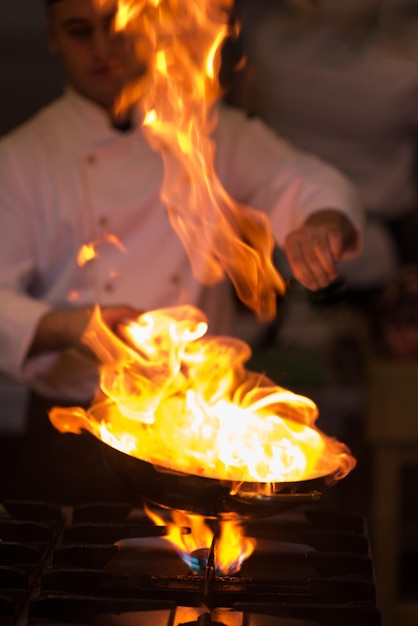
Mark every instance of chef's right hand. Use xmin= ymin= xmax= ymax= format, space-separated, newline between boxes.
xmin=28 ymin=305 xmax=142 ymax=359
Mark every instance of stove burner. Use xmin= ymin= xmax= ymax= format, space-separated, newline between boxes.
xmin=190 ymin=547 xmax=217 ymax=578
xmin=0 ymin=500 xmax=382 ymax=626
xmin=179 ymin=613 xmax=226 ymax=626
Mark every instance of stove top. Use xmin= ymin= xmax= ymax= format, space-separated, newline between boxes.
xmin=0 ymin=501 xmax=381 ymax=626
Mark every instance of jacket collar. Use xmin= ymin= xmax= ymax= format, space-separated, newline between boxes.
xmin=63 ymin=87 xmax=143 ymax=147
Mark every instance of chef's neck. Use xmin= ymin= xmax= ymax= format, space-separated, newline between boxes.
xmin=111 ymin=110 xmax=135 ymax=132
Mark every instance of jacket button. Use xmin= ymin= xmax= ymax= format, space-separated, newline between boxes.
xmin=104 ymin=282 xmax=114 ymax=293
xmin=86 ymin=154 xmax=97 ymax=164
xmin=98 ymin=216 xmax=108 ymax=227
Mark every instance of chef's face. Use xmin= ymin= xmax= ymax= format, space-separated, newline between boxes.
xmin=47 ymin=0 xmax=147 ymax=112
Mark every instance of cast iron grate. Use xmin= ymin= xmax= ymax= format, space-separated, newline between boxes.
xmin=0 ymin=501 xmax=382 ymax=626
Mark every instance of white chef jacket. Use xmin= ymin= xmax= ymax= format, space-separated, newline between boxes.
xmin=0 ymin=88 xmax=362 ymax=401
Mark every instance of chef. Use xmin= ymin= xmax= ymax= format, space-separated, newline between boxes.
xmin=0 ymin=0 xmax=363 ymax=502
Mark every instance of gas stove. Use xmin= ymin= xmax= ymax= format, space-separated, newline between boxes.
xmin=0 ymin=500 xmax=381 ymax=626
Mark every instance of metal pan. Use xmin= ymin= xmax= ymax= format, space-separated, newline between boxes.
xmin=97 ymin=436 xmax=335 ymax=519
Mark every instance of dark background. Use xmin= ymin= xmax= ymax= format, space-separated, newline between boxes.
xmin=0 ymin=0 xmax=62 ymax=137
xmin=0 ymin=0 xmax=63 ymax=432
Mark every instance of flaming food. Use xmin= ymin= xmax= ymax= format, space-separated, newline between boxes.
xmin=51 ymin=0 xmax=356 ymax=494
xmin=50 ymin=304 xmax=355 ymax=484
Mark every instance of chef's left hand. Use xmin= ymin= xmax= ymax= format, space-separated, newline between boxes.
xmin=284 ymin=209 xmax=358 ymax=291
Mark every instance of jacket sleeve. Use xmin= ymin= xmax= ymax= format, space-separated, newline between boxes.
xmin=0 ymin=139 xmax=52 ymax=381
xmin=213 ymin=104 xmax=364 ymax=253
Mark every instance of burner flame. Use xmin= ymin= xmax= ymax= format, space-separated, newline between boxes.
xmin=144 ymin=504 xmax=255 ymax=575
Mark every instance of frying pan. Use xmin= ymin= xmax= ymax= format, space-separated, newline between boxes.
xmin=97 ymin=435 xmax=336 ymax=519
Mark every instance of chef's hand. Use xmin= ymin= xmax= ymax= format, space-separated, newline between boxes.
xmin=284 ymin=209 xmax=358 ymax=291
xmin=28 ymin=305 xmax=141 ymax=359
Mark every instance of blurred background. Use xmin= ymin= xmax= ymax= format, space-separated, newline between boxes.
xmin=0 ymin=0 xmax=63 ymax=136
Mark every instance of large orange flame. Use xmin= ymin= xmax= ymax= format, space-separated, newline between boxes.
xmin=100 ymin=0 xmax=285 ymax=321
xmin=50 ymin=305 xmax=356 ymax=484
xmin=51 ymin=0 xmax=356 ymax=494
